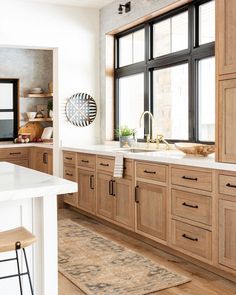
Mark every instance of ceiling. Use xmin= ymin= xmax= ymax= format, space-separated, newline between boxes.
xmin=20 ymin=0 xmax=114 ymax=8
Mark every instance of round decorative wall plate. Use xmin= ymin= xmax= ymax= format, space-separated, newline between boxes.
xmin=65 ymin=93 xmax=97 ymax=127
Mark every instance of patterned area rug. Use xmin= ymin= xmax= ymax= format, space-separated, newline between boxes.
xmin=58 ymin=219 xmax=190 ymax=295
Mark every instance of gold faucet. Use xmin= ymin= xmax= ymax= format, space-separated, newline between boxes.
xmin=139 ymin=111 xmax=155 ymax=142
xmin=139 ymin=111 xmax=170 ymax=150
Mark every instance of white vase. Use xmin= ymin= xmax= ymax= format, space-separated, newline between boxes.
xmin=49 ymin=110 xmax=53 ymax=118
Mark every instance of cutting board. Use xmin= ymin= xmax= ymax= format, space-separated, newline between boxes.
xmin=18 ymin=122 xmax=43 ymax=141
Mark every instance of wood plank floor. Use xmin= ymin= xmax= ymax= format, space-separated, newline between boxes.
xmin=58 ymin=208 xmax=236 ymax=295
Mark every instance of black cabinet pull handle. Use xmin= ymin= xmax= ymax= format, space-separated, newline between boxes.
xmin=109 ymin=180 xmax=113 ymax=196
xmin=100 ymin=163 xmax=109 ymax=167
xmin=90 ymin=175 xmax=95 ymax=190
xmin=182 ymin=234 xmax=198 ymax=242
xmin=65 ymin=157 xmax=72 ymax=160
xmin=43 ymin=153 xmax=48 ymax=164
xmin=182 ymin=176 xmax=198 ymax=181
xmin=144 ymin=170 xmax=156 ymax=174
xmin=81 ymin=160 xmax=89 ymax=163
xmin=182 ymin=202 xmax=198 ymax=209
xmin=135 ymin=185 xmax=139 ymax=203
xmin=66 ymin=173 xmax=73 ymax=177
xmin=10 ymin=152 xmax=21 ymax=155
xmin=112 ymin=180 xmax=116 ymax=196
xmin=226 ymin=183 xmax=236 ymax=188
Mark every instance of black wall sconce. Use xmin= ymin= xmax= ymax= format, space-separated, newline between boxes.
xmin=118 ymin=1 xmax=131 ymax=14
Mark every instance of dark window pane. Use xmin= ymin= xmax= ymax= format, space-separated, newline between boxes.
xmin=153 ymin=63 xmax=189 ymax=140
xmin=119 ymin=29 xmax=145 ymax=67
xmin=198 ymin=57 xmax=215 ymax=142
xmin=153 ymin=11 xmax=188 ymax=57
xmin=199 ymin=1 xmax=215 ymax=45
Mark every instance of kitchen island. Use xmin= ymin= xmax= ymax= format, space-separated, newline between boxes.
xmin=0 ymin=162 xmax=77 ymax=294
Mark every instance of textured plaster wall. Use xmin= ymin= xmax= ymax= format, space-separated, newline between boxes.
xmin=100 ymin=0 xmax=185 ymax=141
xmin=0 ymin=48 xmax=53 ymax=126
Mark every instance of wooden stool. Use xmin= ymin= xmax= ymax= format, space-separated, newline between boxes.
xmin=0 ymin=227 xmax=36 ymax=295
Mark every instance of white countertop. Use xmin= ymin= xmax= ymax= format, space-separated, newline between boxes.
xmin=0 ymin=141 xmax=53 ymax=149
xmin=0 ymin=162 xmax=77 ymax=202
xmin=62 ymin=144 xmax=236 ymax=172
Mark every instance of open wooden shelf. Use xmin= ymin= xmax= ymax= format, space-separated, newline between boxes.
xmin=27 ymin=93 xmax=53 ymax=98
xmin=27 ymin=118 xmax=53 ymax=122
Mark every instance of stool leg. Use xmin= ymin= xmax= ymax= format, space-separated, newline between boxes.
xmin=22 ymin=248 xmax=34 ymax=295
xmin=15 ymin=249 xmax=23 ymax=295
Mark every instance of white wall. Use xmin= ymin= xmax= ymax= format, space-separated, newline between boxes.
xmin=0 ymin=0 xmax=100 ymax=175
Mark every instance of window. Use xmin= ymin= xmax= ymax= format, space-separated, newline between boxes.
xmin=115 ymin=0 xmax=215 ymax=143
xmin=0 ymin=79 xmax=18 ymax=141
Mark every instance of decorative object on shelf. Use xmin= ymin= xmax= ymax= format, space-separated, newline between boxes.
xmin=48 ymin=81 xmax=53 ymax=93
xmin=35 ymin=111 xmax=44 ymax=118
xmin=65 ymin=93 xmax=97 ymax=127
xmin=18 ymin=122 xmax=43 ymax=142
xmin=26 ymin=112 xmax=37 ymax=120
xmin=48 ymin=99 xmax=53 ymax=118
xmin=37 ymin=104 xmax=48 ymax=118
xmin=175 ymin=143 xmax=215 ymax=157
xmin=118 ymin=1 xmax=131 ymax=14
xmin=30 ymin=87 xmax=43 ymax=94
xmin=115 ymin=126 xmax=136 ymax=148
xmin=14 ymin=133 xmax=31 ymax=144
xmin=27 ymin=93 xmax=52 ymax=98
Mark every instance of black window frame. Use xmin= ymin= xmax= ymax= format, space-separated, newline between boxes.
xmin=114 ymin=0 xmax=215 ymax=144
xmin=0 ymin=78 xmax=19 ymax=141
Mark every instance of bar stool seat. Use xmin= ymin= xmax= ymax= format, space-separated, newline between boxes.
xmin=0 ymin=226 xmax=36 ymax=295
xmin=0 ymin=227 xmax=36 ymax=253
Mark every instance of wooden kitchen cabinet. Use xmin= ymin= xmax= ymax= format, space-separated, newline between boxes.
xmin=63 ymin=151 xmax=78 ymax=207
xmin=30 ymin=147 xmax=53 ymax=174
xmin=96 ymin=171 xmax=134 ymax=230
xmin=135 ymin=181 xmax=167 ymax=242
xmin=218 ymin=79 xmax=236 ymax=163
xmin=96 ymin=172 xmax=114 ymax=220
xmin=219 ymin=199 xmax=236 ymax=270
xmin=113 ymin=177 xmax=134 ymax=229
xmin=78 ymin=169 xmax=95 ymax=214
xmin=0 ymin=148 xmax=29 ymax=168
xmin=217 ymin=0 xmax=236 ymax=75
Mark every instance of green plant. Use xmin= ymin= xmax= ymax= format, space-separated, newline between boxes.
xmin=115 ymin=126 xmax=136 ymax=137
xmin=47 ymin=99 xmax=53 ymax=111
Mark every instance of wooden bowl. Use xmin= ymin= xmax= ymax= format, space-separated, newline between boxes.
xmin=175 ymin=143 xmax=215 ymax=157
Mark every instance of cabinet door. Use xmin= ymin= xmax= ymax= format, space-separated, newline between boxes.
xmin=219 ymin=199 xmax=236 ymax=270
xmin=217 ymin=0 xmax=236 ymax=75
xmin=136 ymin=181 xmax=166 ymax=241
xmin=113 ymin=178 xmax=134 ymax=230
xmin=96 ymin=173 xmax=113 ymax=220
xmin=78 ymin=169 xmax=95 ymax=214
xmin=218 ymin=79 xmax=236 ymax=163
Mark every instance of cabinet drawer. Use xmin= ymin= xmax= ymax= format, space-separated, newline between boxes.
xmin=171 ymin=219 xmax=212 ymax=261
xmin=171 ymin=167 xmax=212 ymax=191
xmin=0 ymin=148 xmax=29 ymax=159
xmin=63 ymin=152 xmax=76 ymax=166
xmin=172 ymin=189 xmax=212 ymax=225
xmin=219 ymin=174 xmax=236 ymax=196
xmin=77 ymin=153 xmax=96 ymax=169
xmin=136 ymin=162 xmax=167 ymax=183
xmin=63 ymin=166 xmax=76 ymax=181
xmin=96 ymin=156 xmax=114 ymax=173
xmin=64 ymin=193 xmax=78 ymax=207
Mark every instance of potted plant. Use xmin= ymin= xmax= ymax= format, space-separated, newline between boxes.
xmin=115 ymin=126 xmax=136 ymax=148
xmin=48 ymin=100 xmax=53 ymax=118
